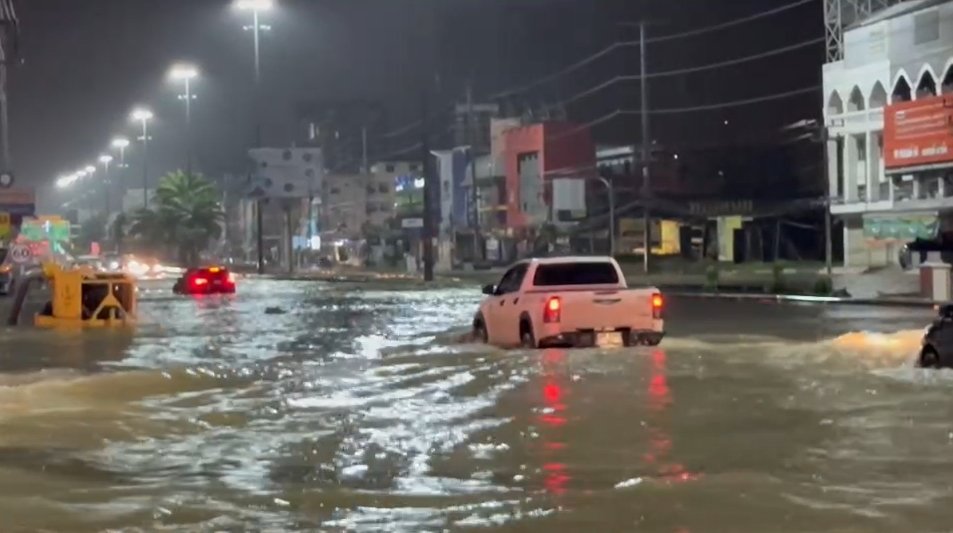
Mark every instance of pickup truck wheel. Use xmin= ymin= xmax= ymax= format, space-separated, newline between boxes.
xmin=920 ymin=346 xmax=940 ymax=368
xmin=520 ymin=322 xmax=536 ymax=349
xmin=473 ymin=317 xmax=488 ymax=344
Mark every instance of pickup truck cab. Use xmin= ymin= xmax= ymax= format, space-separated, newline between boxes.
xmin=473 ymin=256 xmax=664 ymax=349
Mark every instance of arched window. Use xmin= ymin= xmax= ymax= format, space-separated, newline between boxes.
xmin=869 ymin=81 xmax=887 ymax=109
xmin=892 ymin=75 xmax=912 ymax=102
xmin=917 ymin=69 xmax=937 ymax=98
xmin=827 ymin=91 xmax=844 ymax=115
xmin=847 ymin=86 xmax=865 ymax=111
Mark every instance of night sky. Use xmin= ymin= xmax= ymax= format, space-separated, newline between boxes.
xmin=10 ymin=0 xmax=822 ymax=208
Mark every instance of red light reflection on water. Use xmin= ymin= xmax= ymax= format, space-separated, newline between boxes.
xmin=538 ymin=349 xmax=571 ymax=494
xmin=644 ymin=349 xmax=700 ymax=484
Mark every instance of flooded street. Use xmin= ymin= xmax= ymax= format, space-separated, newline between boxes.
xmin=0 ymin=280 xmax=948 ymax=531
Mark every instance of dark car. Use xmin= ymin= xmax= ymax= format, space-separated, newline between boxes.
xmin=919 ymin=304 xmax=953 ymax=368
xmin=172 ymin=266 xmax=236 ymax=295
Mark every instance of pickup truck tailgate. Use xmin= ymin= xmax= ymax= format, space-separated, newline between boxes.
xmin=549 ymin=289 xmax=654 ymax=330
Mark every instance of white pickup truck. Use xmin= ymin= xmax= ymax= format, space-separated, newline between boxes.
xmin=473 ymin=256 xmax=664 ymax=349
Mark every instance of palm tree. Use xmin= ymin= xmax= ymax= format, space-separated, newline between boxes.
xmin=127 ymin=171 xmax=223 ymax=266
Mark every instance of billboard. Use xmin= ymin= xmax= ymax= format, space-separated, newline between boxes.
xmin=884 ymin=95 xmax=953 ymax=169
xmin=247 ymin=148 xmax=323 ymax=199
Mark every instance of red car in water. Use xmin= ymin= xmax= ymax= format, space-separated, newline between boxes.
xmin=173 ymin=266 xmax=237 ymax=295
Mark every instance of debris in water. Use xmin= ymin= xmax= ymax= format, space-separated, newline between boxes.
xmin=615 ymin=477 xmax=643 ymax=489
xmin=265 ymin=306 xmax=287 ymax=315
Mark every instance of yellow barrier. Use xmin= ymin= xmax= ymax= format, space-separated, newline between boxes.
xmin=34 ymin=263 xmax=137 ymax=328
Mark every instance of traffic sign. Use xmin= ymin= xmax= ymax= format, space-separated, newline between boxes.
xmin=9 ymin=243 xmax=31 ymax=264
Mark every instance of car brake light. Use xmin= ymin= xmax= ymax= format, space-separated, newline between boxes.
xmin=652 ymin=293 xmax=663 ymax=319
xmin=190 ymin=276 xmax=209 ymax=289
xmin=227 ymin=272 xmax=236 ymax=284
xmin=543 ymin=296 xmax=561 ymax=323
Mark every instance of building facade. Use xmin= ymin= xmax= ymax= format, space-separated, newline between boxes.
xmin=502 ymin=122 xmax=596 ymax=229
xmin=823 ymin=0 xmax=953 ymax=268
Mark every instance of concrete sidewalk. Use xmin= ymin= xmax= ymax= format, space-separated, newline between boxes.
xmin=667 ymin=291 xmax=934 ymax=308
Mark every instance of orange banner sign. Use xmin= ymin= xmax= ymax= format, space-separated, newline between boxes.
xmin=884 ymin=95 xmax=953 ymax=169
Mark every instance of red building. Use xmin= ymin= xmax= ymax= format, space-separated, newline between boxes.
xmin=502 ymin=122 xmax=596 ymax=229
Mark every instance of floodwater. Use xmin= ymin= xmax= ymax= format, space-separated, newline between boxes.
xmin=0 ymin=280 xmax=947 ymax=532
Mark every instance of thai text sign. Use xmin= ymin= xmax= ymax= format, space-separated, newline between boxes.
xmin=884 ymin=95 xmax=953 ymax=169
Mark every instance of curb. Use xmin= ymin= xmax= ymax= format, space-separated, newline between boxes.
xmin=667 ymin=291 xmax=934 ymax=308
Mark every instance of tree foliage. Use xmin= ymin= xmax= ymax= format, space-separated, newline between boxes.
xmin=126 ymin=171 xmax=223 ymax=266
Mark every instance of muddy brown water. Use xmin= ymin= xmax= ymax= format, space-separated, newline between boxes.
xmin=0 ymin=280 xmax=946 ymax=532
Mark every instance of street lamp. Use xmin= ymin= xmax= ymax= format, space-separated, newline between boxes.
xmin=169 ymin=63 xmax=199 ymax=175
xmin=130 ymin=107 xmax=154 ymax=209
xmin=99 ymin=154 xmax=113 ymax=214
xmin=596 ymin=176 xmax=616 ymax=256
xmin=111 ymin=137 xmax=130 ymax=213
xmin=235 ymin=0 xmax=274 ymax=275
xmin=111 ymin=137 xmax=129 ymax=167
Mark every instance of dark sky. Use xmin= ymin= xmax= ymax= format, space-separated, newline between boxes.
xmin=10 ymin=0 xmax=822 ymax=207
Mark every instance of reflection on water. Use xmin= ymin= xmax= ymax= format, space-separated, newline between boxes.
xmin=0 ymin=281 xmax=948 ymax=531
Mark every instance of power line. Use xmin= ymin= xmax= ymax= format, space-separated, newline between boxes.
xmin=626 ymin=86 xmax=820 ymax=114
xmin=563 ymin=36 xmax=824 ymax=105
xmin=488 ymin=0 xmax=816 ymax=99
xmin=325 ymin=0 xmax=820 ymax=169
xmin=629 ymin=0 xmax=816 ymax=44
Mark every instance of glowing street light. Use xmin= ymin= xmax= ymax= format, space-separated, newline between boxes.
xmin=99 ymin=154 xmax=114 ymax=214
xmin=130 ymin=106 xmax=154 ymax=208
xmin=235 ymin=0 xmax=273 ymax=87
xmin=235 ymin=0 xmax=275 ymax=276
xmin=235 ymin=0 xmax=274 ymax=11
xmin=111 ymin=136 xmax=129 ymax=170
xmin=169 ymin=62 xmax=199 ymax=175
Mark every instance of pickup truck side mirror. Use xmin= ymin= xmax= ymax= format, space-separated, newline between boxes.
xmin=481 ymin=284 xmax=496 ymax=295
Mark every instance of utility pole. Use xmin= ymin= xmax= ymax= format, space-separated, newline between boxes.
xmin=361 ymin=126 xmax=368 ymax=174
xmin=0 ymin=33 xmax=10 ymax=178
xmin=466 ymin=81 xmax=482 ymax=261
xmin=820 ymin=127 xmax=834 ymax=278
xmin=639 ymin=21 xmax=652 ymax=273
xmin=421 ymin=90 xmax=435 ymax=282
xmin=597 ymin=176 xmax=615 ymax=256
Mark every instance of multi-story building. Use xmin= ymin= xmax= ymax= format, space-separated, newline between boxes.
xmin=824 ymin=0 xmax=953 ymax=268
xmin=501 ymin=121 xmax=596 ymax=229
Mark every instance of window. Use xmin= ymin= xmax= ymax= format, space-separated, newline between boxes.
xmin=495 ymin=263 xmax=528 ymax=294
xmin=385 ymin=164 xmax=395 ymax=172
xmin=533 ymin=262 xmax=620 ymax=286
xmin=409 ymin=164 xmax=420 ymax=171
xmin=366 ymin=185 xmax=376 ymax=195
xmin=914 ymin=10 xmax=939 ymax=45
xmin=378 ymin=183 xmax=389 ymax=193
xmin=330 ymin=187 xmax=340 ymax=195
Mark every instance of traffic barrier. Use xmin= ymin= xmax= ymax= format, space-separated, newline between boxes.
xmin=30 ymin=263 xmax=138 ymax=328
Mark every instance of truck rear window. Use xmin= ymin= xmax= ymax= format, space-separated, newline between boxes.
xmin=533 ymin=262 xmax=620 ymax=286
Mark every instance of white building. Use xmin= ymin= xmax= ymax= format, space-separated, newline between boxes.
xmin=824 ymin=0 xmax=953 ymax=268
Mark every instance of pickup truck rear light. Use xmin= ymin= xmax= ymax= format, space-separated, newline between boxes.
xmin=543 ymin=296 xmax=562 ymax=323
xmin=651 ymin=293 xmax=664 ymax=319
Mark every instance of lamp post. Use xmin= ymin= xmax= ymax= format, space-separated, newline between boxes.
xmin=596 ymin=176 xmax=616 ymax=256
xmin=99 ymin=154 xmax=113 ymax=214
xmin=130 ymin=107 xmax=154 ymax=209
xmin=235 ymin=0 xmax=274 ymax=274
xmin=169 ymin=63 xmax=199 ymax=176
